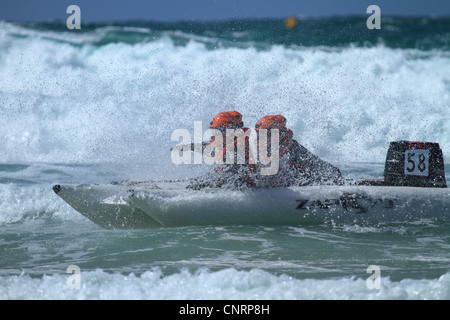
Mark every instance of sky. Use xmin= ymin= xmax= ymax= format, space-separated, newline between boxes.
xmin=0 ymin=0 xmax=449 ymax=22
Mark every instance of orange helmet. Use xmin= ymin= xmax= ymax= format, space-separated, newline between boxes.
xmin=255 ymin=114 xmax=293 ymax=144
xmin=255 ymin=114 xmax=287 ymax=130
xmin=210 ymin=111 xmax=243 ymax=129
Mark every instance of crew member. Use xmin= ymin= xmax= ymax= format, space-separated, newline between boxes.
xmin=254 ymin=114 xmax=344 ymax=187
xmin=187 ymin=111 xmax=256 ymax=189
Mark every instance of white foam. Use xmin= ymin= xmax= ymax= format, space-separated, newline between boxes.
xmin=0 ymin=268 xmax=449 ymax=300
xmin=1 ymin=23 xmax=449 ymax=180
xmin=0 ymin=184 xmax=83 ymax=225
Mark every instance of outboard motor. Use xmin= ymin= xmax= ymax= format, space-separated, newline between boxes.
xmin=358 ymin=141 xmax=447 ymax=188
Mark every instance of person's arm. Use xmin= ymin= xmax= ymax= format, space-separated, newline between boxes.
xmin=170 ymin=141 xmax=210 ymax=152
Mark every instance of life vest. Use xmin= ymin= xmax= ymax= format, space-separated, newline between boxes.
xmin=211 ymin=127 xmax=253 ymax=164
xmin=208 ymin=111 xmax=253 ymax=165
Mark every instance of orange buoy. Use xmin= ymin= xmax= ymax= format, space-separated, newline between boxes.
xmin=285 ymin=16 xmax=297 ymax=29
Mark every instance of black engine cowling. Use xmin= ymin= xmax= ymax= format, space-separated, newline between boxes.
xmin=358 ymin=141 xmax=447 ymax=188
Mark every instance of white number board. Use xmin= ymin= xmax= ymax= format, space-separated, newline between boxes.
xmin=404 ymin=149 xmax=430 ymax=176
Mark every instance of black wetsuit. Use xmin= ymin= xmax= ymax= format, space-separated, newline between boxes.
xmin=288 ymin=139 xmax=344 ymax=185
xmin=186 ymin=140 xmax=344 ymax=189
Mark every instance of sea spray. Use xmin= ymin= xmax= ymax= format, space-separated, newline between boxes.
xmin=1 ymin=18 xmax=449 ymax=300
xmin=1 ymin=22 xmax=449 ymax=180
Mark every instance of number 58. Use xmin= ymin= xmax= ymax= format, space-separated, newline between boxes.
xmin=404 ymin=150 xmax=429 ymax=176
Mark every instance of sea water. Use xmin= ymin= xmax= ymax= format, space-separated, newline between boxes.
xmin=0 ymin=17 xmax=449 ymax=300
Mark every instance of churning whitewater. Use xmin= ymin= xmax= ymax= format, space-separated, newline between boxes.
xmin=0 ymin=17 xmax=449 ymax=299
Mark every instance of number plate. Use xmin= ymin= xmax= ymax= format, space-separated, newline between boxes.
xmin=404 ymin=149 xmax=429 ymax=176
